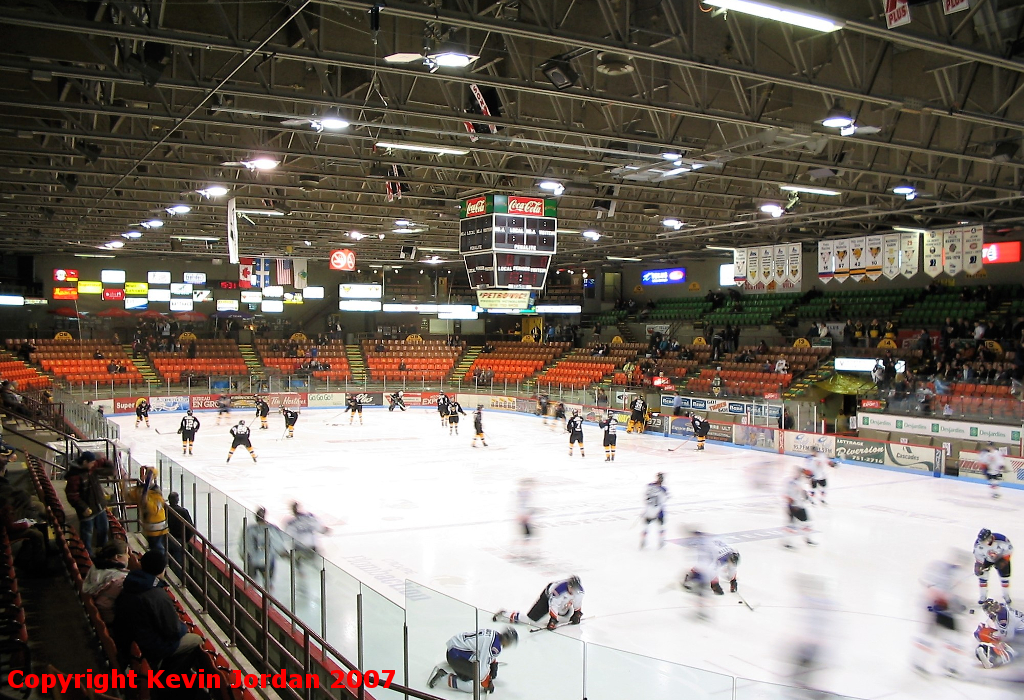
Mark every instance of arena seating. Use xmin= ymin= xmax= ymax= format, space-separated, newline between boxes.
xmin=149 ymin=340 xmax=248 ymax=382
xmin=900 ymin=289 xmax=986 ymax=327
xmin=789 ymin=289 xmax=915 ymax=322
xmin=362 ymin=339 xmax=465 ymax=382
xmin=253 ymin=339 xmax=351 ymax=382
xmin=537 ymin=353 xmax=622 ymax=389
xmin=7 ymin=339 xmax=143 ymax=386
xmin=703 ymin=293 xmax=799 ymax=326
xmin=686 ymin=369 xmax=792 ymax=396
xmin=464 ymin=341 xmax=570 ymax=383
xmin=0 ymin=352 xmax=50 ymax=391
xmin=644 ymin=298 xmax=711 ymax=322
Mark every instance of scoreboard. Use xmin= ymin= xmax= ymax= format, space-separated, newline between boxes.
xmin=459 ymin=214 xmax=557 ymax=255
xmin=460 ymin=194 xmax=557 ymax=290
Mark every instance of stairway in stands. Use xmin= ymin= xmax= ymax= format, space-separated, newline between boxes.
xmin=785 ymin=357 xmax=834 ymax=400
xmin=121 ymin=344 xmax=160 ymax=385
xmin=345 ymin=345 xmax=367 ymax=383
xmin=238 ymin=344 xmax=265 ymax=380
xmin=615 ymin=322 xmax=639 ymax=343
xmin=450 ymin=345 xmax=481 ymax=382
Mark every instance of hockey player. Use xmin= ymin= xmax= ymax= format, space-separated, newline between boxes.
xmin=598 ymin=411 xmax=617 ymax=461
xmin=974 ymin=598 xmax=1024 ymax=668
xmin=472 ymin=405 xmax=488 ymax=447
xmin=255 ymin=396 xmax=270 ymax=429
xmin=177 ymin=410 xmax=200 ymax=455
xmin=283 ymin=500 xmax=330 ymax=572
xmin=683 ymin=533 xmax=741 ymax=596
xmin=784 ymin=469 xmax=815 ymax=547
xmin=980 ymin=445 xmax=1008 ymax=499
xmin=427 ymin=628 xmax=518 ymax=694
xmin=974 ymin=529 xmax=1013 ymax=604
xmin=388 ymin=391 xmax=407 ymax=412
xmin=627 ymin=395 xmax=647 ymax=433
xmin=226 ymin=420 xmax=257 ymax=463
xmin=493 ymin=575 xmax=584 ymax=629
xmin=134 ymin=398 xmax=150 ymax=429
xmin=281 ymin=407 xmax=299 ymax=439
xmin=913 ymin=556 xmax=968 ymax=676
xmin=537 ymin=393 xmax=550 ymax=426
xmin=709 ymin=540 xmax=741 ymax=595
xmin=215 ymin=395 xmax=231 ymax=425
xmin=566 ymin=409 xmax=585 ymax=458
xmin=640 ymin=473 xmax=667 ymax=549
xmin=344 ymin=395 xmax=363 ymax=425
xmin=552 ymin=402 xmax=567 ymax=431
xmin=447 ymin=398 xmax=466 ymax=436
xmin=807 ymin=447 xmax=834 ymax=505
xmin=691 ymin=413 xmax=710 ymax=451
xmin=515 ymin=478 xmax=536 ymax=558
xmin=437 ymin=393 xmax=451 ymax=426
xmin=681 ymin=531 xmax=716 ymax=617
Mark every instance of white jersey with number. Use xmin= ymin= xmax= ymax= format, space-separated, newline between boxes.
xmin=643 ymin=483 xmax=668 ymax=520
xmin=975 ymin=534 xmax=1013 ymax=564
xmin=446 ymin=630 xmax=504 ymax=667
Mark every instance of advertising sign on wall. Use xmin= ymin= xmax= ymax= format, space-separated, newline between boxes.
xmin=783 ymin=432 xmax=836 ymax=457
xmin=148 ymin=396 xmax=191 ymax=412
xmin=858 ymin=413 xmax=1021 ymax=445
xmin=835 ymin=437 xmax=884 ymax=464
xmin=306 ymin=392 xmax=346 ymax=407
xmin=958 ymin=451 xmax=1024 ymax=485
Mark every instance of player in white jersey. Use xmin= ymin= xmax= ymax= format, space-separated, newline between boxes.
xmin=974 ymin=529 xmax=1013 ymax=604
xmin=784 ymin=469 xmax=815 ymax=548
xmin=493 ymin=575 xmax=584 ymax=629
xmin=974 ymin=598 xmax=1024 ymax=668
xmin=913 ymin=556 xmax=968 ymax=676
xmin=807 ymin=448 xmax=834 ymax=505
xmin=427 ymin=628 xmax=518 ymax=694
xmin=639 ymin=473 xmax=667 ymax=549
xmin=980 ymin=445 xmax=1008 ymax=498
xmin=708 ymin=539 xmax=740 ymax=595
xmin=514 ymin=478 xmax=536 ymax=559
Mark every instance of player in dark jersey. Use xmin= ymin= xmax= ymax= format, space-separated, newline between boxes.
xmin=537 ymin=394 xmax=550 ymax=426
xmin=691 ymin=413 xmax=710 ymax=451
xmin=567 ymin=409 xmax=585 ymax=458
xmin=447 ymin=399 xmax=466 ymax=436
xmin=388 ymin=391 xmax=407 ymax=412
xmin=437 ymin=393 xmax=451 ymax=426
xmin=344 ymin=395 xmax=363 ymax=425
xmin=255 ymin=396 xmax=271 ymax=429
xmin=216 ymin=395 xmax=231 ymax=425
xmin=177 ymin=410 xmax=200 ymax=455
xmin=135 ymin=398 xmax=150 ymax=429
xmin=226 ymin=420 xmax=257 ymax=463
xmin=281 ymin=407 xmax=299 ymax=438
xmin=472 ymin=405 xmax=488 ymax=447
xmin=628 ymin=396 xmax=647 ymax=433
xmin=553 ymin=402 xmax=567 ymax=431
xmin=598 ymin=411 xmax=618 ymax=461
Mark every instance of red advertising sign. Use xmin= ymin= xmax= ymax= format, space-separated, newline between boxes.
xmin=114 ymin=397 xmax=146 ymax=414
xmin=860 ymin=399 xmax=882 ymax=409
xmin=329 ymin=249 xmax=356 ymax=271
xmin=763 ymin=392 xmax=780 ymax=400
xmin=982 ymin=241 xmax=1021 ymax=264
xmin=398 ymin=392 xmax=438 ymax=406
xmin=102 ymin=289 xmax=125 ymax=301
xmin=53 ymin=269 xmax=79 ymax=282
xmin=53 ymin=287 xmax=78 ymax=300
xmin=885 ymin=0 xmax=910 ymax=28
xmin=464 ymin=196 xmax=487 ymax=217
xmin=507 ymin=196 xmax=545 ymax=216
xmin=190 ymin=394 xmax=219 ymax=410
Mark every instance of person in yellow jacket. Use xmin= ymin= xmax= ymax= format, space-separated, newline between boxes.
xmin=120 ymin=467 xmax=169 ymax=555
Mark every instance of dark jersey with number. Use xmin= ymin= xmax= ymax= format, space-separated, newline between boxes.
xmin=179 ymin=415 xmax=200 ymax=434
xmin=567 ymin=416 xmax=585 ymax=434
xmin=282 ymin=409 xmax=299 ymax=426
xmin=230 ymin=424 xmax=251 ymax=445
xmin=256 ymin=400 xmax=270 ymax=417
xmin=474 ymin=410 xmax=484 ymax=433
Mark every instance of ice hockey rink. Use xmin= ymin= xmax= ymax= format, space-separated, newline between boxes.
xmin=112 ymin=405 xmax=1024 ymax=700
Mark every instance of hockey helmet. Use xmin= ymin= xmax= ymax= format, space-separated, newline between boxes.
xmin=572 ymin=408 xmax=580 ymax=416
xmin=978 ymin=528 xmax=993 ymax=543
xmin=655 ymin=472 xmax=665 ymax=484
xmin=567 ymin=575 xmax=583 ymax=592
xmin=477 ymin=404 xmax=483 ymax=410
xmin=728 ymin=552 xmax=740 ymax=565
xmin=237 ymin=420 xmax=246 ymax=426
xmin=500 ymin=628 xmax=518 ymax=648
xmin=186 ymin=409 xmax=193 ymax=416
xmin=982 ymin=598 xmax=1004 ymax=618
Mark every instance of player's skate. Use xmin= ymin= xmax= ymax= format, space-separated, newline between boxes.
xmin=427 ymin=665 xmax=447 ymax=689
xmin=491 ymin=609 xmax=506 ymax=622
xmin=710 ymin=581 xmax=725 ymax=595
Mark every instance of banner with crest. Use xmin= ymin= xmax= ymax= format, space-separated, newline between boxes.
xmin=787 ymin=243 xmax=802 ymax=288
xmin=901 ymin=232 xmax=920 ymax=278
xmin=760 ymin=245 xmax=774 ymax=290
xmin=923 ymin=231 xmax=943 ymax=278
xmin=865 ymin=235 xmax=883 ymax=281
xmin=942 ymin=227 xmax=964 ymax=276
xmin=848 ymin=236 xmax=866 ymax=282
xmin=962 ymin=226 xmax=984 ymax=275
xmin=833 ymin=239 xmax=850 ymax=283
xmin=882 ymin=234 xmax=900 ymax=280
xmin=746 ymin=247 xmax=760 ymax=290
xmin=733 ymin=249 xmax=747 ymax=286
xmin=817 ymin=240 xmax=834 ymax=283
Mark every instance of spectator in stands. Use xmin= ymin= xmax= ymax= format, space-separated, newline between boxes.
xmin=962 ymin=362 xmax=976 ymax=382
xmin=93 ymin=348 xmax=104 ymax=360
xmin=757 ymin=339 xmax=769 ymax=355
xmin=375 ymin=340 xmax=386 ymax=353
xmin=711 ymin=328 xmax=724 ymax=361
xmin=187 ymin=340 xmax=197 ymax=359
xmin=0 ymin=445 xmax=47 ymax=571
xmin=593 ymin=322 xmax=602 ymax=337
xmin=82 ymin=540 xmax=129 ymax=625
xmin=842 ymin=319 xmax=855 ymax=347
xmin=596 ymin=388 xmax=609 ymax=408
xmin=883 ymin=320 xmax=897 ymax=340
xmin=974 ymin=320 xmax=988 ymax=344
xmin=16 ymin=341 xmax=34 ymax=363
xmin=940 ymin=317 xmax=957 ymax=350
xmin=868 ymin=319 xmax=882 ymax=345
xmin=483 ymin=342 xmax=494 ymax=353
xmin=817 ymin=322 xmax=829 ymax=340
xmin=546 ymin=325 xmax=556 ymax=343
xmin=957 ymin=317 xmax=972 ymax=339
xmin=761 ymin=359 xmax=773 ymax=373
xmin=669 ymin=338 xmax=681 ymax=352
xmin=871 ymin=361 xmax=886 ymax=389
xmin=775 ymin=355 xmax=789 ymax=374
xmin=121 ymin=468 xmax=169 ymax=555
xmin=914 ymin=330 xmax=933 ymax=361
xmin=166 ymin=492 xmax=194 ymax=575
xmin=107 ymin=360 xmax=118 ymax=374
xmin=723 ymin=324 xmax=734 ymax=353
xmin=66 ymin=451 xmax=110 ymax=557
xmin=115 ymin=550 xmax=204 ymax=674
xmin=826 ymin=298 xmax=842 ymax=322
xmin=853 ymin=320 xmax=865 ymax=346
xmin=942 ymin=402 xmax=954 ymax=417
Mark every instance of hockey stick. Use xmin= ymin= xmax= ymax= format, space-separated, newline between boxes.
xmin=736 ymin=592 xmax=755 ymax=611
xmin=668 ymin=436 xmax=694 ymax=452
xmin=528 ymin=622 xmax=575 ymax=633
xmin=154 ymin=428 xmax=177 ymax=435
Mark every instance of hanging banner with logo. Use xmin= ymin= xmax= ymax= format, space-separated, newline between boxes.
xmin=923 ymin=230 xmax=943 ymax=277
xmin=885 ymin=0 xmax=911 ymax=28
xmin=943 ymin=0 xmax=970 ymax=14
xmin=746 ymin=247 xmax=760 ymax=290
xmin=864 ymin=235 xmax=883 ymax=281
xmin=733 ymin=249 xmax=747 ymax=286
xmin=770 ymin=245 xmax=784 ymax=292
xmin=882 ymin=234 xmax=901 ymax=280
xmin=942 ymin=227 xmax=964 ymax=276
xmin=833 ymin=239 xmax=850 ymax=283
xmin=900 ymin=232 xmax=920 ymax=278
xmin=787 ymin=243 xmax=802 ymax=288
xmin=817 ymin=240 xmax=834 ymax=283
xmin=227 ymin=197 xmax=240 ymax=264
xmin=962 ymin=226 xmax=983 ymax=275
xmin=848 ymin=237 xmax=866 ymax=282
xmin=759 ymin=246 xmax=774 ymax=290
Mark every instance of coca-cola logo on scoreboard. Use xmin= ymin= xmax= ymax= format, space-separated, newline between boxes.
xmin=465 ymin=197 xmax=487 ymax=217
xmin=507 ymin=196 xmax=544 ymax=216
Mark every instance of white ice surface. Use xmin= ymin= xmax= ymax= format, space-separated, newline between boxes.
xmin=112 ymin=407 xmax=1024 ymax=700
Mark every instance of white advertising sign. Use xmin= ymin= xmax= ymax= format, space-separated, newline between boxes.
xmin=858 ymin=413 xmax=1022 ymax=445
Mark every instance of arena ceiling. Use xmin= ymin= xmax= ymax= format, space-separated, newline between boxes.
xmin=2 ymin=0 xmax=1024 ymax=267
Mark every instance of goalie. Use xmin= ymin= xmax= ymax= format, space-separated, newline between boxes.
xmin=627 ymin=395 xmax=648 ymax=433
xmin=974 ymin=598 xmax=1024 ymax=668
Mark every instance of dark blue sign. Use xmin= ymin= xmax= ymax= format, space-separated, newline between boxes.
xmin=641 ymin=268 xmax=686 ymax=286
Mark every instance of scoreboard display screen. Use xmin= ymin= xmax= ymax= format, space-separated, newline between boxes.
xmin=494 ymin=253 xmax=550 ymax=289
xmin=465 ymin=253 xmax=496 ymax=289
xmin=459 ymin=217 xmax=494 ymax=254
xmin=492 ymin=215 xmax=557 ymax=253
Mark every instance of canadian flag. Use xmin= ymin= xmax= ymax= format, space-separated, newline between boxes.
xmin=885 ymin=0 xmax=911 ymax=28
xmin=238 ymin=257 xmax=254 ymax=289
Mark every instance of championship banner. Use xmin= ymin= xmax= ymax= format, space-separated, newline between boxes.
xmin=773 ymin=245 xmax=787 ymax=292
xmin=923 ymin=230 xmax=943 ymax=278
xmin=962 ymin=226 xmax=983 ymax=275
xmin=787 ymin=243 xmax=802 ymax=288
xmin=865 ymin=235 xmax=883 ymax=281
xmin=746 ymin=247 xmax=760 ymax=290
xmin=848 ymin=236 xmax=866 ymax=282
xmin=942 ymin=227 xmax=964 ymax=276
xmin=882 ymin=234 xmax=901 ymax=280
xmin=900 ymin=232 xmax=920 ymax=278
xmin=833 ymin=239 xmax=850 ymax=283
xmin=817 ymin=240 xmax=834 ymax=283
xmin=759 ymin=245 xmax=773 ymax=290
xmin=733 ymin=249 xmax=747 ymax=286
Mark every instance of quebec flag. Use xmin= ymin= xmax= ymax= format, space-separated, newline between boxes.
xmin=254 ymin=258 xmax=271 ymax=288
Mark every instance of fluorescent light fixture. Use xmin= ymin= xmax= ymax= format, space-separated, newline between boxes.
xmin=607 ymin=256 xmax=643 ymax=262
xmin=244 ymin=158 xmax=279 ymax=170
xmin=0 ymin=295 xmax=24 ymax=306
xmin=349 ymin=231 xmax=367 ymax=240
xmin=166 ymin=204 xmax=191 ymax=215
xmin=419 ymin=247 xmax=459 ymax=253
xmin=172 ymin=236 xmax=221 ymax=242
xmin=706 ymin=245 xmax=737 ymax=252
xmin=536 ymin=305 xmax=582 ymax=313
xmin=760 ymin=203 xmax=784 ymax=218
xmin=892 ymin=226 xmax=929 ymax=235
xmin=122 ymin=231 xmax=142 ymax=239
xmin=661 ymin=152 xmax=682 ymax=160
xmin=780 ymin=185 xmax=840 ymax=196
xmin=660 ymin=166 xmax=691 ymax=177
xmin=393 ymin=227 xmax=426 ymax=234
xmin=375 ymin=140 xmax=469 ymax=156
xmin=662 ymin=218 xmax=684 ymax=229
xmin=100 ymin=269 xmax=126 ymax=284
xmin=422 ymin=256 xmax=446 ymax=264
xmin=234 ymin=209 xmax=286 ymax=217
xmin=438 ymin=311 xmax=479 ymax=320
xmin=383 ymin=52 xmax=424 ymax=64
xmin=428 ymin=52 xmax=479 ymax=68
xmin=197 ymin=185 xmax=229 ymax=198
xmin=538 ymin=180 xmax=565 ymax=195
xmin=302 ymin=286 xmax=325 ymax=299
xmin=892 ymin=183 xmax=916 ymax=196
xmin=141 ymin=219 xmax=163 ymax=229
xmin=840 ymin=124 xmax=857 ymax=137
xmin=821 ymin=108 xmax=855 ymax=129
xmin=582 ymin=230 xmax=601 ymax=241
xmin=316 ymin=116 xmax=349 ymax=130
xmin=261 ymin=300 xmax=284 ymax=313
xmin=701 ymin=0 xmax=844 ymax=32
xmin=383 ymin=303 xmax=438 ymax=313
xmin=75 ymin=253 xmax=116 ymax=258
xmin=338 ymin=300 xmax=382 ymax=312
xmin=103 ymin=240 xmax=125 ymax=249
xmin=394 ymin=219 xmax=412 ymax=227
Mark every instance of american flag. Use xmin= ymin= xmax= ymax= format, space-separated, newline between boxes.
xmin=276 ymin=258 xmax=293 ymax=286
